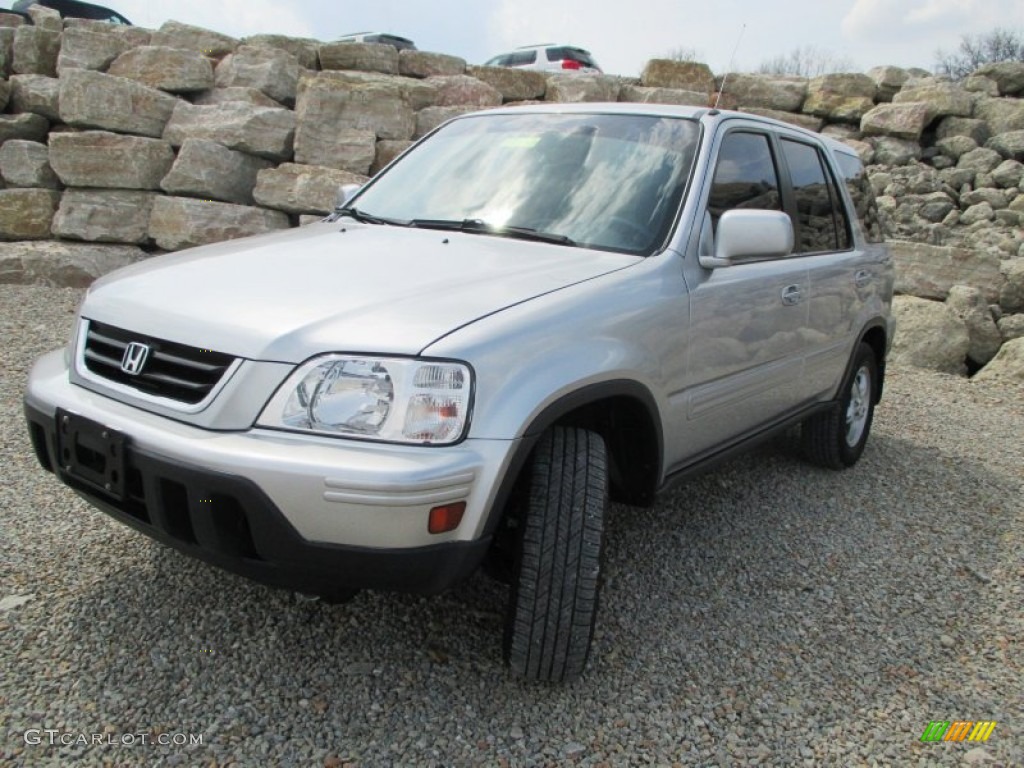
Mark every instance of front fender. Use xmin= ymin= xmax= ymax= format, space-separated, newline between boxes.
xmin=422 ymin=252 xmax=685 ymax=443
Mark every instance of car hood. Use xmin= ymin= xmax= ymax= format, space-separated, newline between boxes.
xmin=83 ymin=221 xmax=638 ymax=362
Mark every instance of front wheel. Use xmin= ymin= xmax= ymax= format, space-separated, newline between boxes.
xmin=503 ymin=426 xmax=607 ymax=683
xmin=802 ymin=342 xmax=878 ymax=469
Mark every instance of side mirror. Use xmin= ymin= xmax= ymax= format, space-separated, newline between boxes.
xmin=335 ymin=183 xmax=362 ymax=210
xmin=698 ymin=209 xmax=794 ymax=269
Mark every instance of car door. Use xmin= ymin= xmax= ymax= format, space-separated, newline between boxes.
xmin=776 ymin=134 xmax=863 ymax=399
xmin=671 ymin=127 xmax=811 ymax=467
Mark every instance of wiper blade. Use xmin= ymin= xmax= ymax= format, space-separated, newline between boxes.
xmin=408 ymin=218 xmax=576 ymax=246
xmin=333 ymin=207 xmax=404 ymax=226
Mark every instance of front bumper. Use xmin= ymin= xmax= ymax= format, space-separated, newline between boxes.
xmin=24 ymin=351 xmax=521 ymax=596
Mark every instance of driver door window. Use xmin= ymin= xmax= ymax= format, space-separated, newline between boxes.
xmin=707 ymin=132 xmax=781 ymax=232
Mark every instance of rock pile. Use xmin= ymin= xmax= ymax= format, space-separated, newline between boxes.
xmin=0 ymin=12 xmax=1021 ymax=383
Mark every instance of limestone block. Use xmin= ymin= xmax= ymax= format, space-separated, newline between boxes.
xmin=802 ymin=73 xmax=877 ymax=122
xmin=973 ymin=62 xmax=1024 ymax=96
xmin=160 ymin=138 xmax=273 ymax=204
xmin=972 ymin=338 xmax=1024 ymax=385
xmin=319 ymin=42 xmax=398 ymax=74
xmin=974 ymin=98 xmax=1024 ymax=136
xmin=465 ymin=65 xmax=546 ymax=102
xmin=640 ymin=59 xmax=715 ymax=92
xmin=402 ymin=51 xmax=466 ymax=78
xmin=241 ymin=34 xmax=320 ymax=70
xmin=986 ymin=130 xmax=1024 ymax=161
xmin=9 ymin=74 xmax=60 ymax=120
xmin=58 ymin=69 xmax=180 ymax=137
xmin=427 ymin=74 xmax=502 ymax=107
xmin=620 ymin=84 xmax=708 ymax=107
xmin=253 ymin=163 xmax=369 ymax=214
xmin=891 ymin=83 xmax=974 ymax=120
xmin=56 ymin=27 xmax=131 ymax=74
xmin=52 ymin=188 xmax=156 ymax=244
xmin=162 ymin=101 xmax=296 ymax=161
xmin=890 ymin=295 xmax=969 ymax=375
xmin=150 ymin=21 xmax=238 ymax=58
xmin=891 ymin=240 xmax=1003 ymax=303
xmin=0 ymin=240 xmax=144 ymax=287
xmin=0 ymin=188 xmax=60 ymax=239
xmin=716 ymin=73 xmax=806 ymax=112
xmin=107 ymin=46 xmax=215 ymax=93
xmin=49 ymin=131 xmax=175 ymax=189
xmin=148 ymin=195 xmax=290 ymax=251
xmin=0 ymin=140 xmax=60 ymax=188
xmin=861 ymin=103 xmax=931 ymax=141
xmin=191 ymin=87 xmax=282 ymax=108
xmin=215 ymin=45 xmax=299 ymax=105
xmin=545 ymin=74 xmax=622 ymax=103
xmin=946 ymin=284 xmax=1003 ymax=365
xmin=12 ymin=25 xmax=61 ymax=77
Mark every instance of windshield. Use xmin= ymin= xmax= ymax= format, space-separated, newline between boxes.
xmin=352 ymin=112 xmax=700 ymax=255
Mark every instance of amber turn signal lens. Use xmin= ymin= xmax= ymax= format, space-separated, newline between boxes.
xmin=428 ymin=502 xmax=466 ymax=534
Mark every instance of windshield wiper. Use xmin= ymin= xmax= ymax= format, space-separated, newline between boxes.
xmin=332 ymin=207 xmax=405 ymax=226
xmin=409 ymin=218 xmax=576 ymax=246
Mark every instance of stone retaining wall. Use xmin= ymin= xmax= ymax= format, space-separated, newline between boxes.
xmin=0 ymin=8 xmax=1022 ymax=382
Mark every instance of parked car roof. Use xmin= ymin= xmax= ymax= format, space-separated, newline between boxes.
xmin=12 ymin=0 xmax=131 ymax=24
xmin=334 ymin=32 xmax=417 ymax=51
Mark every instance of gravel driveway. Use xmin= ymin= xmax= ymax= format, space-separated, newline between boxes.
xmin=1 ymin=284 xmax=1021 ymax=767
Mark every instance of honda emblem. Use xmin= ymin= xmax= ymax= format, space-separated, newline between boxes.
xmin=120 ymin=342 xmax=150 ymax=375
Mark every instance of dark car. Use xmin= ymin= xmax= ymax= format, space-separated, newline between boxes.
xmin=12 ymin=0 xmax=131 ymax=25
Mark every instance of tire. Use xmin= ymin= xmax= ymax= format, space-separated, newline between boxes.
xmin=802 ymin=342 xmax=878 ymax=469
xmin=504 ymin=426 xmax=607 ymax=683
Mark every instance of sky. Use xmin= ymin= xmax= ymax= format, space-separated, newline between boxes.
xmin=99 ymin=0 xmax=1024 ymax=77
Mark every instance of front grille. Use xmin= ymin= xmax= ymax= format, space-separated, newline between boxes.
xmin=82 ymin=321 xmax=236 ymax=405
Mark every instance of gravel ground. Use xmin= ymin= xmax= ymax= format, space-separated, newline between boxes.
xmin=1 ymin=284 xmax=1021 ymax=767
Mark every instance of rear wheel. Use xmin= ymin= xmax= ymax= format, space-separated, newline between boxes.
xmin=802 ymin=342 xmax=877 ymax=469
xmin=503 ymin=426 xmax=607 ymax=682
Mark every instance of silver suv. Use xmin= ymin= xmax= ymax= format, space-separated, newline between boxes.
xmin=24 ymin=104 xmax=893 ymax=682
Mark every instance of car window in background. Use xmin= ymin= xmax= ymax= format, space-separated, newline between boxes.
xmin=485 ymin=50 xmax=537 ymax=67
xmin=546 ymin=46 xmax=599 ymax=69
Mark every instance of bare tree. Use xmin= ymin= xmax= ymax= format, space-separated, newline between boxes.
xmin=664 ymin=46 xmax=702 ymax=63
xmin=935 ymin=27 xmax=1024 ymax=80
xmin=757 ymin=46 xmax=855 ymax=77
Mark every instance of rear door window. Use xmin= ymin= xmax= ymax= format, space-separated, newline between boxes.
xmin=779 ymin=138 xmax=849 ymax=253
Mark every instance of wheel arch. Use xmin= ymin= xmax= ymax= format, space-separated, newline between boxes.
xmin=483 ymin=379 xmax=662 ymax=537
xmin=858 ymin=320 xmax=889 ymax=403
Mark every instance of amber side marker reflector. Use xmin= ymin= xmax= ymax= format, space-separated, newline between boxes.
xmin=428 ymin=502 xmax=466 ymax=534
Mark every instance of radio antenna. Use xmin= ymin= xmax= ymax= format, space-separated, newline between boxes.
xmin=714 ymin=23 xmax=747 ymax=109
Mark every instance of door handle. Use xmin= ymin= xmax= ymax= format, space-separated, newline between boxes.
xmin=854 ymin=270 xmax=872 ymax=287
xmin=781 ymin=285 xmax=803 ymax=305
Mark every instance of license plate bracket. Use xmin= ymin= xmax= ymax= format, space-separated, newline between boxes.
xmin=55 ymin=409 xmax=127 ymax=500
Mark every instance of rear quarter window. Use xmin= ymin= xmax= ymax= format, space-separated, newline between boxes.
xmin=546 ymin=47 xmax=597 ymax=68
xmin=834 ymin=152 xmax=884 ymax=244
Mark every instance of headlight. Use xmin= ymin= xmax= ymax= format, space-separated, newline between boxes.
xmin=258 ymin=355 xmax=473 ymax=445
